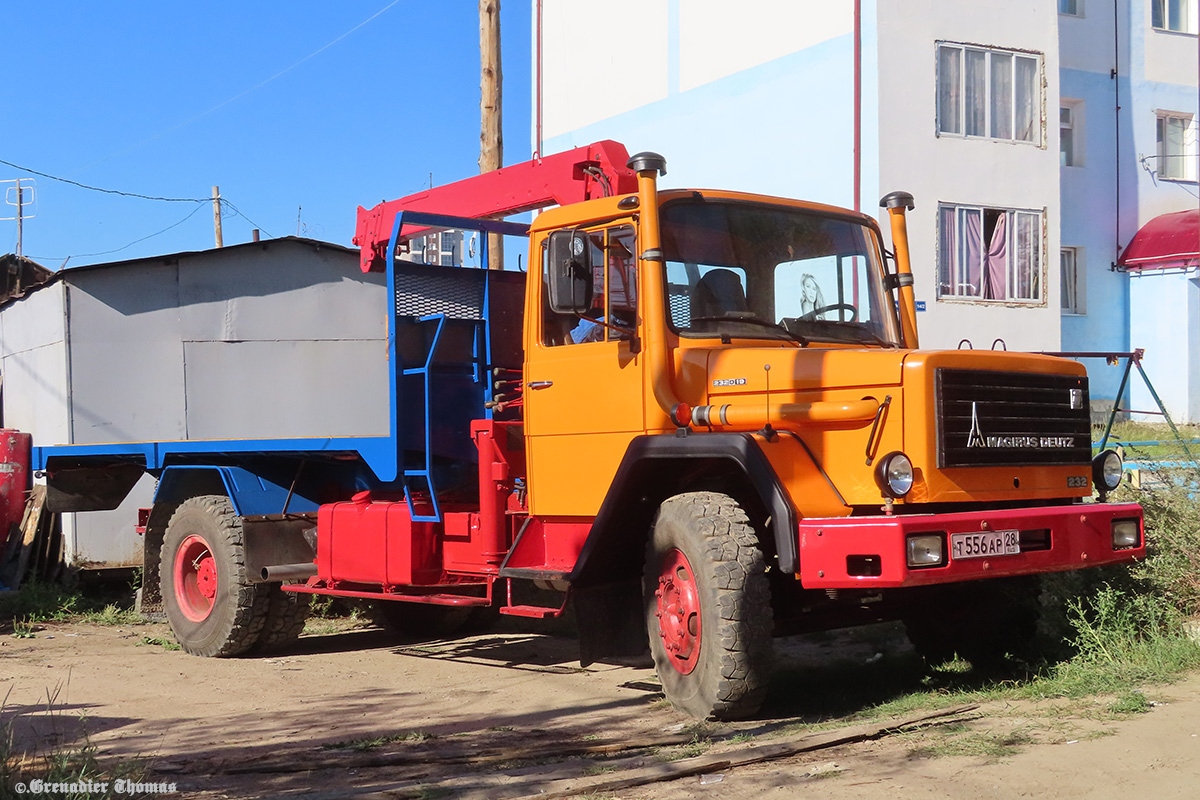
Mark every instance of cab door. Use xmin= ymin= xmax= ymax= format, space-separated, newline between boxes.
xmin=523 ymin=223 xmax=645 ymax=518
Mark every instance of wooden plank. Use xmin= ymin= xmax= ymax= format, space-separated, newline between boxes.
xmin=9 ymin=485 xmax=46 ymax=590
xmin=508 ymin=703 xmax=980 ymax=800
xmin=217 ymin=731 xmax=697 ymax=776
xmin=312 ymin=704 xmax=981 ymax=800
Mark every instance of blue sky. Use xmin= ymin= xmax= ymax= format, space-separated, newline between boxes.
xmin=0 ymin=1 xmax=531 ymax=268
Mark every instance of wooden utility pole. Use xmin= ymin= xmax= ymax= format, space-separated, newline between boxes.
xmin=479 ymin=0 xmax=503 ymax=269
xmin=212 ymin=186 xmax=223 ymax=248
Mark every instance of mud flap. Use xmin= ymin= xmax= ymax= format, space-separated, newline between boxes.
xmin=44 ymin=462 xmax=144 ymax=512
xmin=574 ymin=578 xmax=646 ymax=666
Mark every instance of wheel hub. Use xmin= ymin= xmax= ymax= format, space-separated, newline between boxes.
xmin=655 ymin=548 xmax=701 ymax=675
xmin=174 ymin=534 xmax=217 ymax=623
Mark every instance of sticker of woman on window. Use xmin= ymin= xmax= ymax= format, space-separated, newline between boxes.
xmin=799 ymin=273 xmax=826 ymax=320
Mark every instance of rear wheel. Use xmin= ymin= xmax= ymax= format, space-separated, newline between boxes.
xmin=643 ymin=492 xmax=773 ymax=720
xmin=161 ymin=495 xmax=268 ymax=657
xmin=252 ymin=585 xmax=311 ymax=653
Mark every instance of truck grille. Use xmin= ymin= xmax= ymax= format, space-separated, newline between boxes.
xmin=936 ymin=369 xmax=1091 ymax=468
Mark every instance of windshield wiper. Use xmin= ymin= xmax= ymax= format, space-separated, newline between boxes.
xmin=689 ymin=314 xmax=808 ymax=346
xmin=807 ymin=327 xmax=898 ymax=348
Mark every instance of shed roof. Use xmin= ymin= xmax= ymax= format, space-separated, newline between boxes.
xmin=0 ymin=237 xmax=358 ymax=311
xmin=0 ymin=254 xmax=55 ymax=303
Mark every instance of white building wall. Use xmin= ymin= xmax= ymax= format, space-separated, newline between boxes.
xmin=877 ymin=0 xmax=1063 ymax=353
xmin=537 ymin=0 xmax=860 ymax=207
xmin=0 ymin=284 xmax=70 ymax=444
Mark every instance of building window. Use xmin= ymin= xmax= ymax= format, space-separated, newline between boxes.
xmin=1060 ymin=105 xmax=1077 ymax=166
xmin=1059 ymin=0 xmax=1082 ymax=16
xmin=1152 ymin=0 xmax=1197 ymax=33
xmin=1061 ymin=248 xmax=1085 ymax=314
xmin=938 ymin=204 xmax=1043 ymax=302
xmin=937 ymin=43 xmax=1042 ymax=144
xmin=1156 ymin=112 xmax=1197 ymax=181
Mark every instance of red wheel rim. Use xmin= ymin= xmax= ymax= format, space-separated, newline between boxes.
xmin=654 ymin=548 xmax=702 ymax=675
xmin=174 ymin=534 xmax=217 ymax=623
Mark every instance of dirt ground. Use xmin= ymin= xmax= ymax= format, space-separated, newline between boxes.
xmin=3 ymin=616 xmax=1200 ymax=800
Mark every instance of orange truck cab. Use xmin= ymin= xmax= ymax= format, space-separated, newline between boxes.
xmin=519 ymin=150 xmax=1141 ymax=718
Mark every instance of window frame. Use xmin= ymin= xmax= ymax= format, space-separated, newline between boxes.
xmin=1060 ymin=247 xmax=1086 ymax=315
xmin=936 ymin=202 xmax=1046 ymax=305
xmin=540 ymin=223 xmax=639 ymax=347
xmin=1060 ymin=102 xmax=1083 ymax=167
xmin=936 ymin=42 xmax=1044 ymax=146
xmin=1059 ymin=0 xmax=1082 ymax=16
xmin=1155 ymin=111 xmax=1198 ymax=182
xmin=1152 ymin=0 xmax=1198 ymax=34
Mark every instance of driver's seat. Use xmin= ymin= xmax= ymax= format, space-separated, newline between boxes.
xmin=693 ymin=269 xmax=748 ymax=319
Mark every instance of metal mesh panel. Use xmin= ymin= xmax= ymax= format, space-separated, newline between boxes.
xmin=668 ymin=285 xmax=691 ymax=327
xmin=395 ymin=270 xmax=485 ymax=320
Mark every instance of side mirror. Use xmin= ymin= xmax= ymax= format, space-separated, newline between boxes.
xmin=547 ymin=230 xmax=593 ymax=314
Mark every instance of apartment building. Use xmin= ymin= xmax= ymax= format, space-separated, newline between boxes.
xmin=533 ymin=0 xmax=1198 ymax=418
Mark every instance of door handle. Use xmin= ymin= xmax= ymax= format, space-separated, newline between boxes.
xmin=528 ymin=380 xmax=554 ymax=390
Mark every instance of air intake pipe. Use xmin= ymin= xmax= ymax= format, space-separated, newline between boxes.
xmin=628 ymin=152 xmax=689 ymax=427
xmin=881 ymin=191 xmax=919 ymax=349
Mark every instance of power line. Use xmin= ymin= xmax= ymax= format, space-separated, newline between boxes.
xmin=2 ymin=158 xmax=278 ymax=247
xmin=28 ymin=204 xmax=209 ymax=263
xmin=223 ymin=199 xmax=273 ymax=239
xmin=0 ymin=157 xmax=206 ymax=202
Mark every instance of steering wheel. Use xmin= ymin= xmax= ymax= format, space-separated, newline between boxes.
xmin=799 ymin=303 xmax=857 ymax=322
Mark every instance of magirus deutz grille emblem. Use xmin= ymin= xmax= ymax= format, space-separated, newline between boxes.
xmin=965 ymin=401 xmax=1075 ymax=449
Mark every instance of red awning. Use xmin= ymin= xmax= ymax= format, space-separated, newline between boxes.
xmin=1118 ymin=208 xmax=1200 ymax=271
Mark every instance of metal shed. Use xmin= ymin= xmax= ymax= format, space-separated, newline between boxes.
xmin=0 ymin=237 xmax=388 ymax=570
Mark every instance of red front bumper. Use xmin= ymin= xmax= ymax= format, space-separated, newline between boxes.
xmin=797 ymin=502 xmax=1144 ymax=589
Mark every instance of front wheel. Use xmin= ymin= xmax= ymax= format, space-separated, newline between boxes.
xmin=643 ymin=492 xmax=774 ymax=720
xmin=161 ymin=495 xmax=268 ymax=657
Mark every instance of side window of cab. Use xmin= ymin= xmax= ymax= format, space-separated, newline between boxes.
xmin=542 ymin=225 xmax=637 ymax=346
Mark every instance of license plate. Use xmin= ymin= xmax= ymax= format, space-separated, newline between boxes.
xmin=951 ymin=530 xmax=1020 ymax=560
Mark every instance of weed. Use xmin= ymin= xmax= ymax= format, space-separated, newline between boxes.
xmin=10 ymin=619 xmax=35 ymax=639
xmin=83 ymin=604 xmax=142 ymax=627
xmin=910 ymin=727 xmax=1034 ymax=760
xmin=1107 ymin=691 xmax=1152 ymax=715
xmin=581 ymin=762 xmax=617 ymax=776
xmin=137 ymin=636 xmax=181 ymax=651
xmin=0 ymin=582 xmax=143 ymax=632
xmin=1 ymin=686 xmax=155 ymax=798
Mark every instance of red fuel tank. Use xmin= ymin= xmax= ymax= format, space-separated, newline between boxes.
xmin=316 ymin=493 xmax=443 ymax=587
xmin=0 ymin=430 xmax=31 ymax=540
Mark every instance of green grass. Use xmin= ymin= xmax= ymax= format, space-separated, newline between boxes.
xmin=136 ymin=636 xmax=181 ymax=651
xmin=1098 ymin=420 xmax=1200 ymax=457
xmin=1 ymin=687 xmax=156 ymax=799
xmin=909 ymin=724 xmax=1035 ymax=760
xmin=0 ymin=582 xmax=141 ymax=631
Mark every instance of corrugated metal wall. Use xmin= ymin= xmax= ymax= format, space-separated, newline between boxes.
xmin=1 ymin=238 xmax=388 ymax=568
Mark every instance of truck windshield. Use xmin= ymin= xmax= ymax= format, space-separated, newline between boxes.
xmin=660 ymin=199 xmax=901 ymax=347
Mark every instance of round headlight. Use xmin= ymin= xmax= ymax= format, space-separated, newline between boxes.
xmin=875 ymin=451 xmax=914 ymax=497
xmin=1092 ymin=449 xmax=1123 ymax=491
